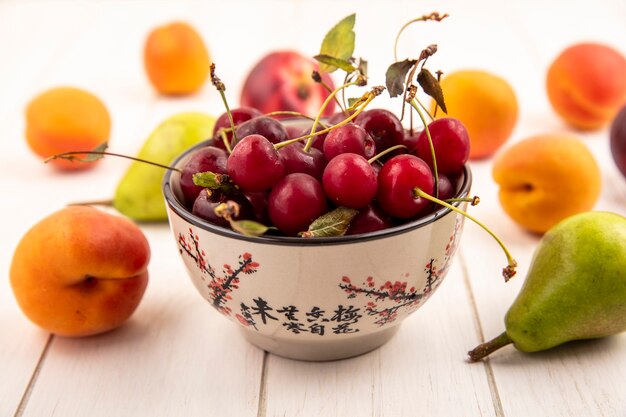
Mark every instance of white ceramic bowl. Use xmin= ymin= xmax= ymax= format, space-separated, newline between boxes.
xmin=163 ymin=143 xmax=471 ymax=361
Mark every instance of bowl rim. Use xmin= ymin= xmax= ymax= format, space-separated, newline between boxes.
xmin=162 ymin=140 xmax=472 ymax=247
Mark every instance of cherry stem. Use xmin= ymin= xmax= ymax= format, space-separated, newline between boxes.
xmin=415 ymin=97 xmax=435 ymax=121
xmin=314 ymin=74 xmax=347 ymax=115
xmin=393 ymin=12 xmax=450 ymax=62
xmin=445 ymin=196 xmax=480 ymax=206
xmin=413 ymin=188 xmax=518 ymax=282
xmin=304 ymin=80 xmax=361 ymax=152
xmin=264 ymin=111 xmax=329 ymax=128
xmin=367 ymin=144 xmax=407 ymax=164
xmin=219 ymin=130 xmax=233 ymax=154
xmin=409 ymin=99 xmax=439 ymax=199
xmin=45 ymin=151 xmax=182 ymax=173
xmin=275 ymin=93 xmax=377 ymax=151
xmin=217 ymin=89 xmax=239 ymax=148
xmin=467 ymin=332 xmax=513 ymax=362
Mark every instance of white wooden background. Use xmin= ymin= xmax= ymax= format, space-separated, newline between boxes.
xmin=1 ymin=1 xmax=625 ymax=416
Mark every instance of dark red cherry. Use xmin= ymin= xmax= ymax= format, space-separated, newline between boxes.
xmin=323 ymin=123 xmax=376 ymax=161
xmin=355 ymin=109 xmax=404 ymax=154
xmin=212 ymin=107 xmax=262 ymax=150
xmin=268 ymin=173 xmax=328 ymax=236
xmin=346 ymin=203 xmax=394 ymax=235
xmin=243 ymin=190 xmax=270 ymax=224
xmin=278 ymin=141 xmax=326 ymax=180
xmin=192 ymin=190 xmax=254 ymax=228
xmin=180 ymin=146 xmax=228 ymax=207
xmin=234 ymin=116 xmax=289 ymax=145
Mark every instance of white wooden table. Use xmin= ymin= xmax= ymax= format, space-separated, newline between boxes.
xmin=1 ymin=1 xmax=625 ymax=416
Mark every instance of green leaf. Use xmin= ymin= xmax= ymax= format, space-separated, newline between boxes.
xmin=229 ymin=220 xmax=272 ymax=237
xmin=385 ymin=59 xmax=416 ymax=98
xmin=192 ymin=171 xmax=225 ymax=189
xmin=347 ymin=97 xmax=360 ymax=108
xmin=319 ymin=14 xmax=356 ymax=73
xmin=313 ymin=54 xmax=356 ymax=73
xmin=417 ymin=67 xmax=447 ymax=113
xmin=300 ymin=207 xmax=359 ymax=237
xmin=80 ymin=142 xmax=109 ymax=162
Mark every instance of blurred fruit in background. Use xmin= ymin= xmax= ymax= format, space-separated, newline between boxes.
xmin=25 ymin=86 xmax=111 ymax=171
xmin=144 ymin=21 xmax=211 ymax=95
xmin=433 ymin=69 xmax=518 ymax=160
xmin=240 ymin=50 xmax=336 ymax=117
xmin=546 ymin=42 xmax=626 ymax=130
xmin=492 ymin=134 xmax=601 ymax=234
xmin=114 ymin=112 xmax=215 ymax=221
xmin=611 ymin=105 xmax=626 ymax=178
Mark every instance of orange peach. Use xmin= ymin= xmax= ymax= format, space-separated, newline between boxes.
xmin=434 ymin=69 xmax=518 ymax=160
xmin=25 ymin=87 xmax=111 ymax=171
xmin=492 ymin=134 xmax=601 ymax=234
xmin=547 ymin=43 xmax=626 ymax=130
xmin=10 ymin=206 xmax=150 ymax=337
xmin=144 ymin=21 xmax=210 ymax=95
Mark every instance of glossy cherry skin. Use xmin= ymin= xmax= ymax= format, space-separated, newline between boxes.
xmin=437 ymin=173 xmax=455 ymax=201
xmin=179 ymin=146 xmax=228 ymax=207
xmin=355 ymin=109 xmax=405 ymax=154
xmin=415 ymin=117 xmax=470 ymax=174
xmin=278 ymin=141 xmax=326 ymax=180
xmin=346 ymin=203 xmax=394 ymax=235
xmin=234 ymin=116 xmax=289 ymax=145
xmin=268 ymin=173 xmax=328 ymax=236
xmin=212 ymin=107 xmax=262 ymax=150
xmin=323 ymin=123 xmax=376 ymax=161
xmin=243 ymin=190 xmax=271 ymax=224
xmin=227 ymin=134 xmax=285 ymax=192
xmin=377 ymin=154 xmax=434 ymax=219
xmin=192 ymin=190 xmax=254 ymax=228
xmin=322 ymin=153 xmax=377 ymax=209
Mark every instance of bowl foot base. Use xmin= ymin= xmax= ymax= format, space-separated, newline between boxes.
xmin=240 ymin=325 xmax=401 ymax=361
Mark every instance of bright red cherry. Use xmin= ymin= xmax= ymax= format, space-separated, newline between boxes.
xmin=377 ymin=154 xmax=434 ymax=219
xmin=322 ymin=153 xmax=377 ymax=209
xmin=355 ymin=109 xmax=404 ymax=154
xmin=415 ymin=117 xmax=470 ymax=175
xmin=227 ymin=134 xmax=285 ymax=192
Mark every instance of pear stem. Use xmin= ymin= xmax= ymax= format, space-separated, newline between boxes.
xmin=413 ymin=188 xmax=518 ymax=281
xmin=67 ymin=200 xmax=114 ymax=207
xmin=45 ymin=151 xmax=182 ymax=173
xmin=467 ymin=332 xmax=513 ymax=362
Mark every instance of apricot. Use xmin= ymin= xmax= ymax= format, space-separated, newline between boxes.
xmin=10 ymin=206 xmax=150 ymax=337
xmin=25 ymin=87 xmax=111 ymax=171
xmin=144 ymin=21 xmax=210 ymax=95
xmin=492 ymin=134 xmax=601 ymax=234
xmin=546 ymin=43 xmax=626 ymax=130
xmin=434 ymin=70 xmax=518 ymax=160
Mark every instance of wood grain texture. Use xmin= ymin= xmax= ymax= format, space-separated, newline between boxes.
xmin=1 ymin=0 xmax=626 ymax=416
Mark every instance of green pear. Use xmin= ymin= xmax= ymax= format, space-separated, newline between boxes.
xmin=113 ymin=112 xmax=215 ymax=221
xmin=468 ymin=211 xmax=626 ymax=361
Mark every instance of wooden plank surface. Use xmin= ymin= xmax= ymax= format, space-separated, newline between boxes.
xmin=1 ymin=1 xmax=625 ymax=416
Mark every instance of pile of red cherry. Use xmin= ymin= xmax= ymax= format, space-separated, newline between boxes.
xmin=177 ymin=106 xmax=470 ymax=237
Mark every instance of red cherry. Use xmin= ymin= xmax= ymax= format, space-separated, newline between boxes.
xmin=415 ymin=117 xmax=470 ymax=174
xmin=322 ymin=153 xmax=377 ymax=209
xmin=227 ymin=134 xmax=285 ymax=192
xmin=346 ymin=203 xmax=394 ymax=235
xmin=377 ymin=154 xmax=434 ymax=219
xmin=268 ymin=173 xmax=328 ymax=236
xmin=323 ymin=123 xmax=376 ymax=161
